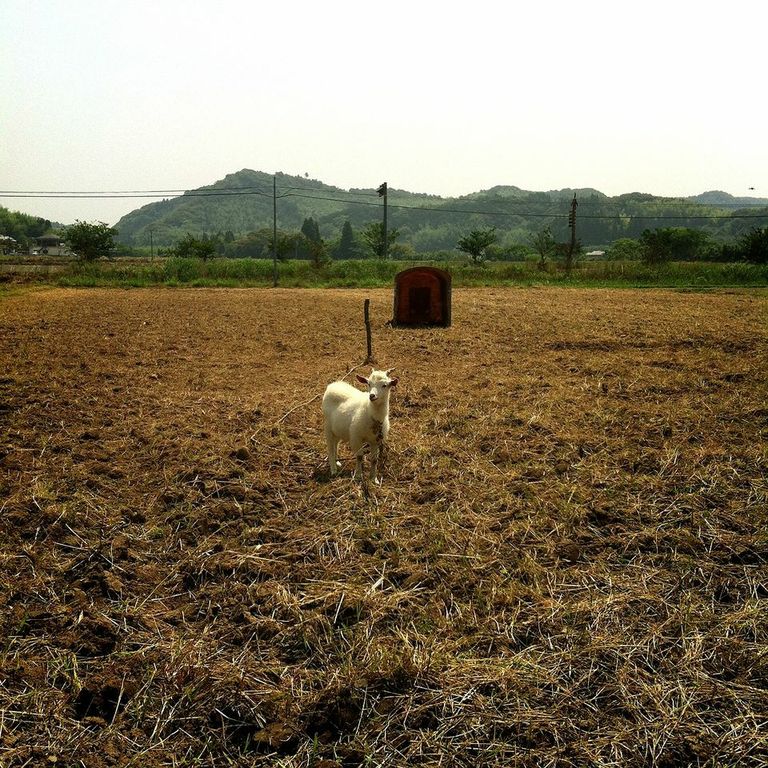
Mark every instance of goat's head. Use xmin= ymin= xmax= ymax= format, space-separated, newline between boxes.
xmin=356 ymin=368 xmax=398 ymax=402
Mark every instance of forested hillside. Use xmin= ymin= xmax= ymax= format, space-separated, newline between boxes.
xmin=105 ymin=169 xmax=768 ymax=253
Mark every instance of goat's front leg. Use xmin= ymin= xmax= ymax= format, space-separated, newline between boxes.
xmin=350 ymin=440 xmax=366 ymax=481
xmin=369 ymin=420 xmax=387 ymax=486
xmin=369 ymin=442 xmax=382 ymax=485
xmin=355 ymin=453 xmax=365 ymax=480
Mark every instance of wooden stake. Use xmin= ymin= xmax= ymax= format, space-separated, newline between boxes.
xmin=364 ymin=298 xmax=374 ymax=364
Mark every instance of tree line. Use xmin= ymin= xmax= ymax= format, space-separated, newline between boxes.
xmin=45 ymin=218 xmax=768 ymax=267
xmin=0 ymin=207 xmax=54 ymax=251
xmin=160 ymin=218 xmax=403 ymax=264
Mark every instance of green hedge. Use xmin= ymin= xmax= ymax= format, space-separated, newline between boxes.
xmin=38 ymin=257 xmax=768 ymax=289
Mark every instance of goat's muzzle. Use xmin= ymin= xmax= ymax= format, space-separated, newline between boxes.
xmin=369 ymin=393 xmax=377 ymax=402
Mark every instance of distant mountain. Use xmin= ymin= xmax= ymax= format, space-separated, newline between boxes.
xmin=460 ymin=186 xmax=606 ymax=202
xmin=116 ymin=169 xmax=378 ymax=246
xmin=546 ymin=187 xmax=608 ymax=201
xmin=687 ymin=190 xmax=768 ymax=207
xmin=113 ymin=170 xmax=768 ymax=251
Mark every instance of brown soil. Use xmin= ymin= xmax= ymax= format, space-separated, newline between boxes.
xmin=1 ymin=287 xmax=766 ymax=767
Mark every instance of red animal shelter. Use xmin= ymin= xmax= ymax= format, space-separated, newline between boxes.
xmin=393 ymin=267 xmax=451 ymax=327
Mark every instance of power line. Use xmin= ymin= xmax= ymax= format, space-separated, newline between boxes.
xmin=275 ymin=184 xmax=379 ymax=197
xmin=574 ymin=200 xmax=768 ymax=209
xmin=0 ymin=185 xmax=377 ymax=198
xmin=577 ymin=212 xmax=768 ymax=221
xmin=279 ymin=191 xmax=383 ymax=206
xmin=0 ymin=188 xmax=272 ymax=200
xmin=2 ymin=188 xmax=767 ymax=221
xmin=0 ymin=183 xmax=378 ymax=198
xmin=2 ymin=184 xmax=764 ymax=207
xmin=281 ymin=194 xmax=768 ymax=220
xmin=355 ymin=199 xmax=768 ymax=221
xmin=0 ymin=188 xmax=187 ymax=194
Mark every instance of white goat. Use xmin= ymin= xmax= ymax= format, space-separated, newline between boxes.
xmin=322 ymin=368 xmax=399 ymax=484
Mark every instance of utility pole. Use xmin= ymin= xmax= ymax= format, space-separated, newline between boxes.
xmin=377 ymin=182 xmax=388 ymax=259
xmin=149 ymin=228 xmax=154 ymax=261
xmin=272 ymin=175 xmax=278 ymax=287
xmin=567 ymin=193 xmax=578 ymax=276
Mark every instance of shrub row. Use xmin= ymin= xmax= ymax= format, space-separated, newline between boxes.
xmin=35 ymin=257 xmax=768 ymax=289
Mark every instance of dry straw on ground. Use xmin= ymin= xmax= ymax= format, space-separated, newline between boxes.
xmin=0 ymin=287 xmax=766 ymax=767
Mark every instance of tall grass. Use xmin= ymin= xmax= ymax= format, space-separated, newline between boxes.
xmin=24 ymin=256 xmax=768 ymax=289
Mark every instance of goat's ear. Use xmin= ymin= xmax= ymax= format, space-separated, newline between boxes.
xmin=389 ymin=377 xmax=399 ymax=388
xmin=356 ymin=374 xmax=369 ymax=386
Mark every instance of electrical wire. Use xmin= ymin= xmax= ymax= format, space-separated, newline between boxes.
xmin=1 ymin=187 xmax=767 ymax=221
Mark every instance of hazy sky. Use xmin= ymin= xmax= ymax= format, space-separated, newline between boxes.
xmin=2 ymin=0 xmax=766 ymax=225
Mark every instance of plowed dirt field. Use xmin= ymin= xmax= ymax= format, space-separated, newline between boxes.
xmin=1 ymin=287 xmax=766 ymax=767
